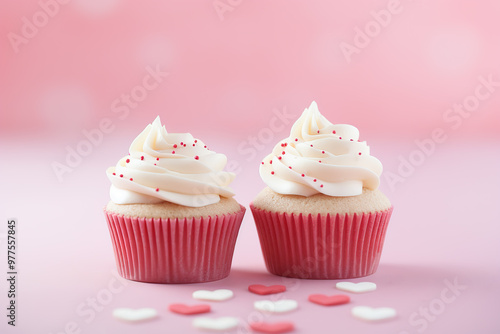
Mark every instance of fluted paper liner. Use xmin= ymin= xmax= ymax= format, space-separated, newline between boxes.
xmin=250 ymin=204 xmax=393 ymax=279
xmin=104 ymin=205 xmax=245 ymax=283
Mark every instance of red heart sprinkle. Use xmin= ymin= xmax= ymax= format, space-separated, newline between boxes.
xmin=169 ymin=303 xmax=210 ymax=315
xmin=248 ymin=284 xmax=286 ymax=295
xmin=250 ymin=321 xmax=294 ymax=334
xmin=308 ymin=294 xmax=350 ymax=306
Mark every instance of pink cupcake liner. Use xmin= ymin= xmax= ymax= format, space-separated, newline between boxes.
xmin=250 ymin=204 xmax=393 ymax=279
xmin=104 ymin=205 xmax=245 ymax=283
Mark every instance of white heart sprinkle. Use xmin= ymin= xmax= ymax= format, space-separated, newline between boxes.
xmin=336 ymin=282 xmax=377 ymax=293
xmin=192 ymin=289 xmax=234 ymax=301
xmin=193 ymin=317 xmax=239 ymax=330
xmin=113 ymin=308 xmax=158 ymax=322
xmin=254 ymin=300 xmax=298 ymax=313
xmin=351 ymin=306 xmax=396 ymax=321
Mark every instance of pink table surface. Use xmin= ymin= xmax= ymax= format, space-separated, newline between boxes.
xmin=1 ymin=135 xmax=499 ymax=334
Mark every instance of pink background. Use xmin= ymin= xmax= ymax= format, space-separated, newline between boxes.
xmin=1 ymin=1 xmax=499 ymax=333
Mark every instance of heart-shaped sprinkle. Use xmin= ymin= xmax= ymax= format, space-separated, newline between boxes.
xmin=351 ymin=306 xmax=396 ymax=321
xmin=112 ymin=308 xmax=158 ymax=322
xmin=254 ymin=300 xmax=298 ymax=313
xmin=192 ymin=289 xmax=234 ymax=301
xmin=250 ymin=321 xmax=295 ymax=334
xmin=308 ymin=294 xmax=350 ymax=306
xmin=169 ymin=303 xmax=210 ymax=315
xmin=192 ymin=316 xmax=239 ymax=330
xmin=248 ymin=284 xmax=286 ymax=295
xmin=336 ymin=282 xmax=377 ymax=293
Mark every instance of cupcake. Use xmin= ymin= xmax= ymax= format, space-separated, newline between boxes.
xmin=250 ymin=102 xmax=392 ymax=279
xmin=104 ymin=116 xmax=245 ymax=283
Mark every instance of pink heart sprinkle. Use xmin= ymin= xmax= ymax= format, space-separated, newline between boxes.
xmin=169 ymin=303 xmax=210 ymax=315
xmin=308 ymin=294 xmax=350 ymax=306
xmin=248 ymin=284 xmax=286 ymax=295
xmin=250 ymin=321 xmax=295 ymax=334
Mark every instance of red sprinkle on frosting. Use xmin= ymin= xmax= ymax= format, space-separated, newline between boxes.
xmin=301 ymin=174 xmax=305 ymax=177
xmin=358 ymin=152 xmax=362 ymax=155
xmin=173 ymin=144 xmax=177 ymax=148
xmin=141 ymin=156 xmax=144 ymax=160
xmin=112 ymin=173 xmax=116 ymax=175
xmin=119 ymin=174 xmax=123 ymax=178
xmin=271 ymin=171 xmax=275 ymax=175
xmin=320 ymin=184 xmax=324 ymax=188
xmin=313 ymin=179 xmax=317 ymax=182
xmin=194 ymin=156 xmax=199 ymax=160
xmin=126 ymin=159 xmax=130 ymax=163
xmin=129 ymin=178 xmax=133 ymax=181
xmin=332 ymin=130 xmax=336 ymax=134
xmin=156 ymin=188 xmax=159 ymax=192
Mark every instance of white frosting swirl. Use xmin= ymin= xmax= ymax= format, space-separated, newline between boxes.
xmin=259 ymin=101 xmax=382 ymax=197
xmin=106 ymin=116 xmax=235 ymax=207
